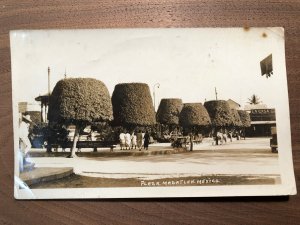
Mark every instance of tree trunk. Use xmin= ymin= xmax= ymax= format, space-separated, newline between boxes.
xmin=189 ymin=134 xmax=193 ymax=151
xmin=69 ymin=126 xmax=79 ymax=158
xmin=215 ymin=129 xmax=219 ymax=145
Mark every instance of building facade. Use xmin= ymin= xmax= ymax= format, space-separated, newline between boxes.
xmin=245 ymin=107 xmax=276 ymax=137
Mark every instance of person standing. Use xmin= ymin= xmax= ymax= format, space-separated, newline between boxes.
xmin=143 ymin=130 xmax=150 ymax=150
xmin=131 ymin=132 xmax=137 ymax=150
xmin=119 ymin=131 xmax=125 ymax=150
xmin=222 ymin=132 xmax=227 ymax=143
xmin=136 ymin=130 xmax=143 ymax=151
xmin=125 ymin=132 xmax=131 ymax=150
xmin=19 ymin=114 xmax=33 ymax=170
xmin=19 ymin=115 xmax=32 ymax=156
xmin=228 ymin=131 xmax=233 ymax=142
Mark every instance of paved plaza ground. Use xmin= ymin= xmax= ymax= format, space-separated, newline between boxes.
xmin=24 ymin=137 xmax=280 ymax=188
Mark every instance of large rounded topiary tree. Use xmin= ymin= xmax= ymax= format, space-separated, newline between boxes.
xmin=231 ymin=108 xmax=243 ymax=128
xmin=156 ymin=98 xmax=183 ymax=125
xmin=156 ymin=98 xmax=183 ymax=136
xmin=179 ymin=103 xmax=211 ymax=150
xmin=230 ymin=108 xmax=243 ymax=140
xmin=238 ymin=110 xmax=251 ymax=139
xmin=48 ymin=78 xmax=113 ymax=157
xmin=111 ymin=83 xmax=156 ymax=129
xmin=204 ymin=100 xmax=234 ymax=145
xmin=179 ymin=103 xmax=211 ymax=128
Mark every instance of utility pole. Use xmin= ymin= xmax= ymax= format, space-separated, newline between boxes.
xmin=47 ymin=66 xmax=51 ymax=122
xmin=215 ymin=87 xmax=218 ymax=100
xmin=48 ymin=67 xmax=51 ymax=96
xmin=64 ymin=68 xmax=67 ymax=79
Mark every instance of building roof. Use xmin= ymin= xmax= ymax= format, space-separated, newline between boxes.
xmin=35 ymin=94 xmax=50 ymax=104
xmin=227 ymin=99 xmax=241 ymax=109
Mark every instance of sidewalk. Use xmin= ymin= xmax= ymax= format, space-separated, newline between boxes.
xmin=28 ymin=144 xmax=188 ymax=158
xmin=27 ymin=137 xmax=271 ymax=158
xmin=19 ymin=167 xmax=74 ymax=187
xmin=22 ymin=138 xmax=279 ymax=185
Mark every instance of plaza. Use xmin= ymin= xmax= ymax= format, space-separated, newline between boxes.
xmin=25 ymin=137 xmax=280 ymax=188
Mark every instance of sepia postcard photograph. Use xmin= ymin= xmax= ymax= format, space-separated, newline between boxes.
xmin=11 ymin=28 xmax=296 ymax=199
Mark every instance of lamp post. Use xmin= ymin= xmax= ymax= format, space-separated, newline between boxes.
xmin=46 ymin=66 xmax=51 ymax=122
xmin=153 ymin=83 xmax=160 ymax=111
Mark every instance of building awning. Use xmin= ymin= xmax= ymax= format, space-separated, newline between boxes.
xmin=251 ymin=121 xmax=276 ymax=125
xmin=35 ymin=94 xmax=50 ymax=104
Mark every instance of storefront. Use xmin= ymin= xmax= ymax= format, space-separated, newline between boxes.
xmin=245 ymin=108 xmax=276 ymax=137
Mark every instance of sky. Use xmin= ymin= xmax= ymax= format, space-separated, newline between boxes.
xmin=10 ymin=28 xmax=287 ymax=111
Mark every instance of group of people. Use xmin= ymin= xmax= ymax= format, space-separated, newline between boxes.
xmin=119 ymin=130 xmax=151 ymax=150
xmin=215 ymin=130 xmax=241 ymax=145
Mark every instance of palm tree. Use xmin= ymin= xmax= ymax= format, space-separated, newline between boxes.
xmin=247 ymin=94 xmax=261 ymax=105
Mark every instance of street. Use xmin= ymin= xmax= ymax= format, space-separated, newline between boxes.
xmin=28 ymin=138 xmax=280 ymax=184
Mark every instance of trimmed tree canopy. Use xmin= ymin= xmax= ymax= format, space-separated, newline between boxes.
xmin=48 ymin=78 xmax=113 ymax=124
xmin=156 ymin=98 xmax=183 ymax=125
xmin=238 ymin=110 xmax=251 ymax=127
xmin=111 ymin=83 xmax=156 ymax=126
xmin=179 ymin=103 xmax=211 ymax=127
xmin=204 ymin=100 xmax=234 ymax=127
xmin=231 ymin=108 xmax=243 ymax=127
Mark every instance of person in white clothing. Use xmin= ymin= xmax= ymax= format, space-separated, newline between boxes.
xmin=19 ymin=114 xmax=32 ymax=156
xmin=119 ymin=132 xmax=125 ymax=150
xmin=19 ymin=114 xmax=34 ymax=170
xmin=125 ymin=132 xmax=131 ymax=150
xmin=131 ymin=132 xmax=137 ymax=149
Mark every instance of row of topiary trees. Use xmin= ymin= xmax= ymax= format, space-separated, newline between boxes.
xmin=156 ymin=98 xmax=251 ymax=145
xmin=48 ymin=78 xmax=250 ymax=157
xmin=48 ymin=79 xmax=157 ymax=157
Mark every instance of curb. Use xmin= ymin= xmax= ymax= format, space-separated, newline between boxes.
xmin=19 ymin=167 xmax=74 ymax=187
xmin=29 ymin=148 xmax=188 ymax=158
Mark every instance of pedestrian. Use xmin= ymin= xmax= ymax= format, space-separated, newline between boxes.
xmin=119 ymin=131 xmax=125 ymax=150
xmin=228 ymin=131 xmax=233 ymax=142
xmin=217 ymin=131 xmax=223 ymax=145
xmin=222 ymin=132 xmax=227 ymax=143
xmin=125 ymin=132 xmax=131 ymax=150
xmin=236 ymin=131 xmax=240 ymax=140
xmin=143 ymin=130 xmax=150 ymax=150
xmin=136 ymin=130 xmax=143 ymax=151
xmin=19 ymin=114 xmax=33 ymax=170
xmin=131 ymin=132 xmax=137 ymax=149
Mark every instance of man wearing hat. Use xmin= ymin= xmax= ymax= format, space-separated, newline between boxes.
xmin=19 ymin=114 xmax=32 ymax=164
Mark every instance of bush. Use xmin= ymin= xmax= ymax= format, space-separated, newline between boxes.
xmin=179 ymin=103 xmax=211 ymax=127
xmin=111 ymin=83 xmax=156 ymax=127
xmin=48 ymin=78 xmax=113 ymax=124
xmin=156 ymin=98 xmax=183 ymax=125
xmin=204 ymin=100 xmax=234 ymax=127
xmin=238 ymin=110 xmax=251 ymax=127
